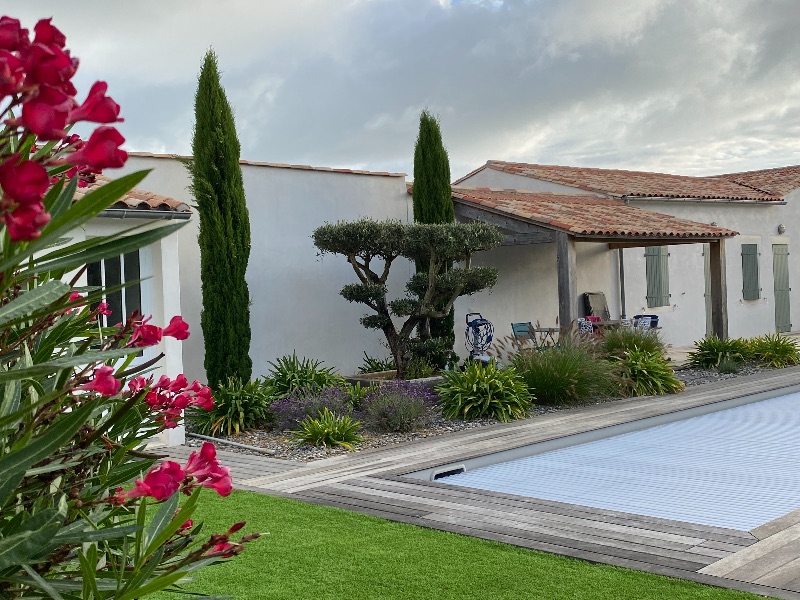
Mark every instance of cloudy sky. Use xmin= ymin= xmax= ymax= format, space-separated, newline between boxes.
xmin=14 ymin=0 xmax=800 ymax=179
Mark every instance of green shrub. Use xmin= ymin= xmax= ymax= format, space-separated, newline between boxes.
xmin=511 ymin=338 xmax=616 ymax=405
xmin=717 ymin=358 xmax=742 ymax=374
xmin=405 ymin=355 xmax=437 ymax=379
xmin=436 ymin=360 xmax=531 ymax=422
xmin=358 ymin=352 xmax=396 ymax=374
xmin=291 ymin=408 xmax=363 ymax=450
xmin=266 ymin=352 xmax=345 ymax=397
xmin=359 ymin=380 xmax=436 ymax=433
xmin=748 ymin=333 xmax=800 ymax=368
xmin=687 ymin=335 xmax=751 ymax=368
xmin=601 ymin=327 xmax=665 ymax=357
xmin=270 ymin=386 xmax=354 ymax=431
xmin=189 ymin=377 xmax=274 ymax=436
xmin=612 ymin=348 xmax=684 ymax=396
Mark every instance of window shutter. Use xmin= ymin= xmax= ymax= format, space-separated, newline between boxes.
xmin=645 ymin=246 xmax=670 ymax=308
xmin=741 ymin=244 xmax=760 ymax=301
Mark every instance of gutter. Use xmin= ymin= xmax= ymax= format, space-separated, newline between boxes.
xmin=620 ymin=196 xmax=786 ymax=205
xmin=98 ymin=209 xmax=192 ymax=220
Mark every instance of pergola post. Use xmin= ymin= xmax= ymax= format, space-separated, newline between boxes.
xmin=709 ymin=239 xmax=728 ymax=340
xmin=557 ymin=232 xmax=577 ymax=329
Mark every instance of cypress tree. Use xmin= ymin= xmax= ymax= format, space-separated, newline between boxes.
xmin=188 ymin=50 xmax=252 ymax=387
xmin=412 ymin=110 xmax=456 ymax=367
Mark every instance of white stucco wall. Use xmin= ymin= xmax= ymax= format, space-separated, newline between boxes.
xmin=110 ymin=155 xmax=412 ymax=380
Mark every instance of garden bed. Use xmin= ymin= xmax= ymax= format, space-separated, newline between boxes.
xmin=186 ymin=362 xmax=777 ymax=462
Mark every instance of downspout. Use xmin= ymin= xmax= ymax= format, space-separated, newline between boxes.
xmin=618 ymin=195 xmax=628 ymax=319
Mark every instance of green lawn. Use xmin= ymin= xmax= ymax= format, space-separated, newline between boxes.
xmin=166 ymin=490 xmax=765 ymax=600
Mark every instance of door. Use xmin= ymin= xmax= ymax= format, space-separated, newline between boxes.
xmin=773 ymin=244 xmax=791 ymax=333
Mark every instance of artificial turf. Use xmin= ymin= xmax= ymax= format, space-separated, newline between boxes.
xmin=164 ymin=490 xmax=766 ymax=600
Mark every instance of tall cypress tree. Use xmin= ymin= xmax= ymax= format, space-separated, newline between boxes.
xmin=188 ymin=50 xmax=252 ymax=387
xmin=412 ymin=110 xmax=456 ymax=366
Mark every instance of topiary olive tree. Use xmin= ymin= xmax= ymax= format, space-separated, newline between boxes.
xmin=313 ymin=219 xmax=502 ymax=378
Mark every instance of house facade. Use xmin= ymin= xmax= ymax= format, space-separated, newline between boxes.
xmin=111 ymin=154 xmax=413 ymax=381
xmin=454 ymin=162 xmax=800 ymax=347
xmin=75 ymin=176 xmax=191 ymax=444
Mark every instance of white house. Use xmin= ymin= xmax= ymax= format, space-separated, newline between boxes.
xmin=111 ymin=154 xmax=413 ymax=382
xmin=454 ymin=161 xmax=800 ymax=347
xmin=76 ymin=175 xmax=190 ymax=444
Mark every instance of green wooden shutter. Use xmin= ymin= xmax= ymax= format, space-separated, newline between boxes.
xmin=773 ymin=244 xmax=791 ymax=332
xmin=645 ymin=246 xmax=669 ymax=308
xmin=741 ymin=244 xmax=760 ymax=301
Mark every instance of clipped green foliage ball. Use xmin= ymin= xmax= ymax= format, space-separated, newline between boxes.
xmin=436 ymin=360 xmax=531 ymax=422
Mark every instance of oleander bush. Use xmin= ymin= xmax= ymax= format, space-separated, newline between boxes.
xmin=748 ymin=333 xmax=800 ymax=368
xmin=189 ymin=376 xmax=274 ymax=435
xmin=358 ymin=380 xmax=436 ymax=433
xmin=437 ymin=360 xmax=531 ymax=422
xmin=291 ymin=408 xmax=363 ymax=449
xmin=271 ymin=385 xmax=354 ymax=431
xmin=266 ymin=352 xmax=345 ymax=397
xmin=687 ymin=335 xmax=752 ymax=368
xmin=0 ymin=16 xmax=254 ymax=597
xmin=612 ymin=347 xmax=685 ymax=396
xmin=511 ymin=337 xmax=617 ymax=405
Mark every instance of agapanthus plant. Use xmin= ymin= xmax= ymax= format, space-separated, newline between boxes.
xmin=0 ymin=15 xmax=254 ymax=599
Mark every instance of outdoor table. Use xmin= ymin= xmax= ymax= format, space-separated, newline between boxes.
xmin=532 ymin=327 xmax=559 ymax=347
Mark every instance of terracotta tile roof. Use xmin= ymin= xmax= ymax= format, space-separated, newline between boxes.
xmin=451 ymin=187 xmax=738 ymax=239
xmin=74 ymin=175 xmax=192 ymax=214
xmin=128 ymin=152 xmax=406 ymax=178
xmin=459 ymin=161 xmax=781 ymax=202
xmin=712 ymin=165 xmax=800 ymax=197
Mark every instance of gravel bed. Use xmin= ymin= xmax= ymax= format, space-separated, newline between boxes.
xmin=186 ymin=362 xmax=778 ymax=462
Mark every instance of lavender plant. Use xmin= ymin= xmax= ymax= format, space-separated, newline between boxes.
xmin=358 ymin=380 xmax=436 ymax=433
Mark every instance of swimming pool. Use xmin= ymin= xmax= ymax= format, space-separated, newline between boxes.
xmin=435 ymin=392 xmax=800 ymax=530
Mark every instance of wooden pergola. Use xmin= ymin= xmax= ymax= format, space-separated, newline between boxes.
xmin=454 ymin=197 xmax=737 ymax=339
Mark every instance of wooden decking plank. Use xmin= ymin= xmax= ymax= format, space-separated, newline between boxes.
xmin=754 ymin=557 xmax=800 ymax=587
xmin=323 ymin=481 xmax=720 ymax=565
xmin=721 ymin=538 xmax=800 ymax=583
xmin=701 ymin=523 xmax=800 ymax=577
xmin=294 ymin=491 xmax=431 ymax=522
xmin=360 ymin=475 xmax=756 ymax=544
xmin=338 ymin=478 xmax=711 ymax=549
xmin=753 ymin=508 xmax=800 ymax=540
xmin=420 ymin=512 xmax=710 ymax=572
xmin=296 ymin=489 xmax=432 ymax=519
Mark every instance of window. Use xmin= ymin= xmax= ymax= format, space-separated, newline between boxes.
xmin=86 ymin=250 xmax=142 ymax=326
xmin=741 ymin=243 xmax=760 ymax=301
xmin=645 ymin=246 xmax=669 ymax=308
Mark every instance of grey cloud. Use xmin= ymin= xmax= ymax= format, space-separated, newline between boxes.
xmin=10 ymin=0 xmax=800 ymax=179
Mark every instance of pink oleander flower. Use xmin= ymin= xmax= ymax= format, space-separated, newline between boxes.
xmin=140 ymin=374 xmax=213 ymax=428
xmin=184 ymin=442 xmax=233 ymax=497
xmin=163 ymin=315 xmax=190 ymax=340
xmin=0 ymin=16 xmax=28 ymax=52
xmin=65 ymin=125 xmax=126 ymax=170
xmin=68 ymin=81 xmax=122 ymax=124
xmin=2 ymin=201 xmax=49 ymax=240
xmin=129 ymin=320 xmax=162 ymax=347
xmin=32 ymin=18 xmax=66 ymax=49
xmin=68 ymin=291 xmax=83 ymax=303
xmin=19 ymin=84 xmax=74 ymax=140
xmin=80 ymin=365 xmax=121 ymax=397
xmin=123 ymin=461 xmax=185 ymax=502
xmin=127 ymin=375 xmax=151 ymax=394
xmin=204 ymin=541 xmax=240 ymax=558
xmin=96 ymin=301 xmax=111 ymax=316
xmin=0 ymin=49 xmax=23 ymax=97
xmin=0 ymin=156 xmax=49 ymax=207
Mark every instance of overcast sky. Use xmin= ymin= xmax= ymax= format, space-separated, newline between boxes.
xmin=14 ymin=0 xmax=800 ymax=179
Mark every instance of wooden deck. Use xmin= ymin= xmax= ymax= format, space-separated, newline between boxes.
xmin=166 ymin=367 xmax=800 ymax=599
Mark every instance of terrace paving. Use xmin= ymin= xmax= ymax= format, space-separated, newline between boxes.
xmin=167 ymin=367 xmax=800 ymax=599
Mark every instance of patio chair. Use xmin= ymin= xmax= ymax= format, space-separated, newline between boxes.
xmin=583 ymin=292 xmax=611 ymax=321
xmin=511 ymin=322 xmax=535 ymax=343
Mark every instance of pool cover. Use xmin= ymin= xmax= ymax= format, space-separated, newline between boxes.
xmin=442 ymin=393 xmax=800 ymax=530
